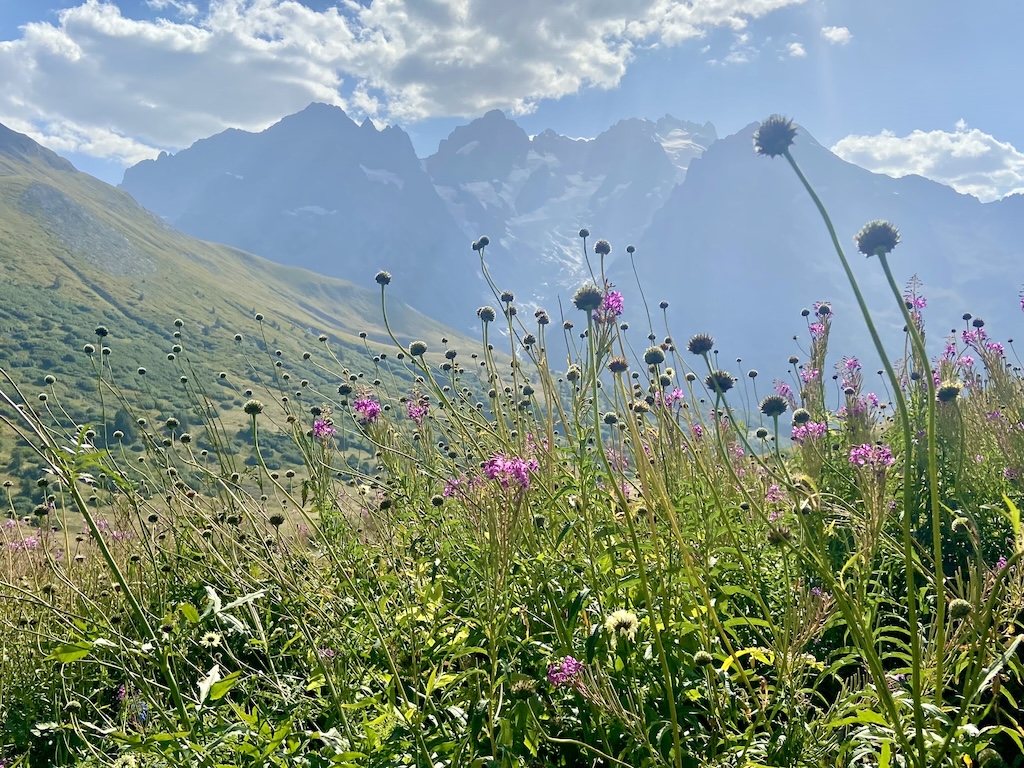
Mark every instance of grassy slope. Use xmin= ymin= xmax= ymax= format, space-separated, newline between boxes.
xmin=0 ymin=127 xmax=478 ymax=490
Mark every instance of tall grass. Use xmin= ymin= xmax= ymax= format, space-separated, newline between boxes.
xmin=1 ymin=116 xmax=1022 ymax=768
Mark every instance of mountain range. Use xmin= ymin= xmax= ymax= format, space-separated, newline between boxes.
xmin=119 ymin=104 xmax=1024 ymax=378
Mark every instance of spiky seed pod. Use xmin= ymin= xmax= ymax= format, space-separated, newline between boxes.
xmin=500 ymin=290 xmax=515 ymax=303
xmin=243 ymin=399 xmax=265 ymax=416
xmin=164 ymin=418 xmax=179 ymax=430
xmin=792 ymin=407 xmax=811 ymax=424
xmin=94 ymin=326 xmax=108 ymax=337
xmin=694 ymin=650 xmax=714 ymax=667
xmin=705 ymin=370 xmax=736 ymax=394
xmin=174 ymin=318 xmax=184 ymax=327
xmin=644 ymin=346 xmax=666 ymax=366
xmin=755 ymin=427 xmax=769 ymax=439
xmin=937 ymin=381 xmax=962 ymax=403
xmin=578 ymin=228 xmax=590 ymax=238
xmin=566 ymin=365 xmax=582 ymax=382
xmin=572 ymin=284 xmax=604 ymax=312
xmin=855 ymin=220 xmax=901 ymax=257
xmin=754 ymin=115 xmax=797 ymax=157
xmin=374 ymin=270 xmax=392 ymax=286
xmin=760 ymin=394 xmax=789 ymax=418
xmin=83 ymin=344 xmax=95 ymax=355
xmin=477 ymin=306 xmax=496 ymax=323
xmin=268 ymin=513 xmax=286 ymax=527
xmin=817 ymin=303 xmax=832 ymax=317
xmin=687 ymin=333 xmax=715 ymax=355
xmin=594 ymin=239 xmax=611 ymax=255
xmin=409 ymin=341 xmax=428 ymax=357
xmin=949 ymin=598 xmax=973 ymax=621
xmin=608 ymin=356 xmax=629 ymax=373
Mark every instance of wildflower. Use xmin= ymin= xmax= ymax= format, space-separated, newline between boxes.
xmin=809 ymin=323 xmax=825 ymax=339
xmin=948 ymin=598 xmax=973 ymax=621
xmin=573 ymin=284 xmax=604 ymax=313
xmin=482 ymin=453 xmax=538 ymax=490
xmin=374 ymin=270 xmax=392 ymax=285
xmin=814 ymin=301 xmax=832 ymax=317
xmin=753 ymin=115 xmax=797 ymax=157
xmin=760 ymin=394 xmax=789 ymax=418
xmin=477 ymin=306 xmax=496 ymax=323
xmin=997 ymin=555 xmax=1009 ymax=569
xmin=792 ymin=408 xmax=811 ymax=424
xmin=318 ymin=648 xmax=336 ymax=659
xmin=408 ymin=340 xmax=428 ymax=357
xmin=694 ymin=650 xmax=715 ymax=667
xmin=705 ymin=370 xmax=736 ymax=394
xmin=600 ymin=290 xmax=624 ymax=316
xmin=406 ymin=399 xmax=428 ymax=424
xmin=936 ymin=381 xmax=962 ymax=403
xmin=593 ymin=239 xmax=612 ymax=256
xmin=687 ymin=333 xmax=715 ymax=355
xmin=644 ymin=346 xmax=666 ymax=366
xmin=199 ymin=631 xmax=222 ymax=649
xmin=791 ymin=422 xmax=827 ymax=443
xmin=547 ymin=655 xmax=584 ymax=687
xmin=799 ymin=367 xmax=820 ymax=383
xmin=766 ymin=484 xmax=783 ymax=503
xmin=848 ymin=443 xmax=895 ymax=468
xmin=607 ymin=356 xmax=629 ymax=373
xmin=313 ymin=419 xmax=336 ymax=440
xmin=353 ymin=398 xmax=382 ymax=424
xmin=604 ymin=609 xmax=640 ymax=641
xmin=855 ymin=220 xmax=900 ymax=257
xmin=243 ymin=399 xmax=264 ymax=416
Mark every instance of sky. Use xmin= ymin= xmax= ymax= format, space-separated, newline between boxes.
xmin=0 ymin=0 xmax=1021 ymax=201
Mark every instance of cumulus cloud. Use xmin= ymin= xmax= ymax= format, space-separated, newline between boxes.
xmin=820 ymin=25 xmax=851 ymax=44
xmin=832 ymin=120 xmax=1024 ymax=202
xmin=786 ymin=41 xmax=806 ymax=57
xmin=0 ymin=0 xmax=808 ymax=164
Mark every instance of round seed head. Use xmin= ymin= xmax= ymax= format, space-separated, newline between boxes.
xmin=477 ymin=306 xmax=496 ymax=323
xmin=243 ymin=399 xmax=265 ymax=416
xmin=572 ymin=284 xmax=604 ymax=313
xmin=687 ymin=333 xmax=715 ymax=355
xmin=594 ymin=239 xmax=611 ymax=255
xmin=760 ymin=394 xmax=789 ymax=418
xmin=409 ymin=340 xmax=428 ymax=356
xmin=855 ymin=220 xmax=901 ymax=257
xmin=754 ymin=115 xmax=797 ymax=157
xmin=705 ymin=370 xmax=736 ymax=394
xmin=792 ymin=407 xmax=811 ymax=424
xmin=374 ymin=270 xmax=392 ymax=286
xmin=644 ymin=346 xmax=666 ymax=366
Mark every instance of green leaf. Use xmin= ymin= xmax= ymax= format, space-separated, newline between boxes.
xmin=179 ymin=603 xmax=201 ymax=624
xmin=209 ymin=670 xmax=241 ymax=701
xmin=49 ymin=641 xmax=94 ymax=663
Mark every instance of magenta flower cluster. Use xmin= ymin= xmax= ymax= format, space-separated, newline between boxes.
xmin=482 ymin=453 xmax=539 ymax=490
xmin=406 ymin=400 xmax=428 ymax=425
xmin=848 ymin=443 xmax=895 ymax=468
xmin=313 ymin=418 xmax=336 ymax=440
xmin=547 ymin=655 xmax=585 ymax=687
xmin=593 ymin=290 xmax=624 ymax=324
xmin=791 ymin=422 xmax=828 ymax=443
xmin=353 ymin=398 xmax=382 ymax=424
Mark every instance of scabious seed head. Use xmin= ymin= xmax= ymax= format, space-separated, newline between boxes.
xmin=578 ymin=228 xmax=590 ymax=238
xmin=243 ymin=399 xmax=265 ymax=416
xmin=855 ymin=220 xmax=901 ymax=257
xmin=374 ymin=270 xmax=392 ymax=285
xmin=594 ymin=239 xmax=611 ymax=256
xmin=409 ymin=340 xmax=428 ymax=356
xmin=477 ymin=235 xmax=489 ymax=248
xmin=760 ymin=394 xmax=789 ymax=418
xmin=477 ymin=306 xmax=496 ymax=323
xmin=755 ymin=427 xmax=769 ymax=439
xmin=949 ymin=598 xmax=973 ymax=621
xmin=937 ymin=381 xmax=962 ymax=403
xmin=94 ymin=326 xmax=108 ymax=337
xmin=705 ymin=370 xmax=736 ymax=394
xmin=573 ymin=284 xmax=604 ymax=313
xmin=694 ymin=650 xmax=714 ymax=667
xmin=500 ymin=290 xmax=515 ymax=303
xmin=83 ymin=343 xmax=95 ymax=354
xmin=644 ymin=346 xmax=666 ymax=366
xmin=607 ymin=356 xmax=629 ymax=373
xmin=792 ymin=407 xmax=811 ymax=424
xmin=754 ymin=115 xmax=797 ymax=157
xmin=687 ymin=333 xmax=715 ymax=355
xmin=626 ymin=244 xmax=635 ymax=254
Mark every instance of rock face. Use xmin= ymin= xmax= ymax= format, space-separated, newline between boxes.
xmin=120 ymin=103 xmax=479 ymax=327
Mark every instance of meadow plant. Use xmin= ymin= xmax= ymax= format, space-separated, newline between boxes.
xmin=0 ymin=114 xmax=1022 ymax=767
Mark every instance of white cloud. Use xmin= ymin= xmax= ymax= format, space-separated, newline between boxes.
xmin=832 ymin=121 xmax=1024 ymax=202
xmin=0 ymin=0 xmax=808 ymax=164
xmin=786 ymin=41 xmax=806 ymax=57
xmin=820 ymin=25 xmax=851 ymax=45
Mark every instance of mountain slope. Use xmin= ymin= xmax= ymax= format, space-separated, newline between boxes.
xmin=119 ymin=104 xmax=482 ymax=326
xmin=625 ymin=123 xmax=1024 ymax=372
xmin=0 ymin=121 xmax=474 ymax=468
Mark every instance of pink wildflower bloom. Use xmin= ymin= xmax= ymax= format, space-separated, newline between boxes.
xmin=482 ymin=453 xmax=538 ymax=490
xmin=766 ymin=484 xmax=783 ymax=503
xmin=957 ymin=355 xmax=974 ymax=369
xmin=791 ymin=422 xmax=827 ymax=443
xmin=848 ymin=443 xmax=895 ymax=468
xmin=547 ymin=656 xmax=584 ymax=687
xmin=774 ymin=380 xmax=797 ymax=409
xmin=601 ymin=291 xmax=624 ymax=316
xmin=799 ymin=368 xmax=820 ymax=384
xmin=844 ymin=357 xmax=861 ymax=373
xmin=998 ymin=555 xmax=1009 ymax=569
xmin=986 ymin=341 xmax=1005 ymax=355
xmin=313 ymin=419 xmax=336 ymax=440
xmin=690 ymin=424 xmax=704 ymax=439
xmin=406 ymin=400 xmax=428 ymax=425
xmin=904 ymin=294 xmax=927 ymax=309
xmin=809 ymin=322 xmax=825 ymax=339
xmin=353 ymin=398 xmax=381 ymax=424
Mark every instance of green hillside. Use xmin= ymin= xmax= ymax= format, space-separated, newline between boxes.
xmin=0 ymin=123 xmax=476 ymax=495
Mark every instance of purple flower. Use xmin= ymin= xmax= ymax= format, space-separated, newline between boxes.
xmin=690 ymin=424 xmax=704 ymax=439
xmin=809 ymin=322 xmax=825 ymax=339
xmin=848 ymin=443 xmax=895 ymax=468
xmin=406 ymin=400 xmax=428 ymax=425
xmin=844 ymin=357 xmax=861 ymax=373
xmin=986 ymin=341 xmax=1005 ymax=356
xmin=791 ymin=422 xmax=827 ymax=443
xmin=998 ymin=556 xmax=1009 ymax=569
xmin=799 ymin=368 xmax=820 ymax=384
xmin=482 ymin=453 xmax=538 ymax=490
xmin=318 ymin=647 xmax=336 ymax=659
xmin=956 ymin=355 xmax=975 ymax=369
xmin=601 ymin=291 xmax=624 ymax=316
xmin=353 ymin=398 xmax=382 ymax=424
xmin=904 ymin=294 xmax=927 ymax=309
xmin=766 ymin=484 xmax=783 ymax=503
xmin=774 ymin=380 xmax=797 ymax=409
xmin=547 ymin=655 xmax=584 ymax=687
xmin=313 ymin=419 xmax=336 ymax=440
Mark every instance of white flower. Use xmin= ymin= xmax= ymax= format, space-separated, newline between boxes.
xmin=604 ymin=609 xmax=639 ymax=641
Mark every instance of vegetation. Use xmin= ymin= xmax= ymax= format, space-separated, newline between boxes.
xmin=1 ymin=116 xmax=1023 ymax=767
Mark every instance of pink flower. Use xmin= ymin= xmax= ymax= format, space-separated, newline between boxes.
xmin=848 ymin=443 xmax=895 ymax=468
xmin=791 ymin=422 xmax=827 ymax=443
xmin=313 ymin=419 xmax=335 ymax=440
xmin=799 ymin=368 xmax=820 ymax=384
xmin=353 ymin=398 xmax=381 ymax=424
xmin=547 ymin=655 xmax=584 ymax=687
xmin=482 ymin=453 xmax=538 ymax=490
xmin=406 ymin=400 xmax=428 ymax=425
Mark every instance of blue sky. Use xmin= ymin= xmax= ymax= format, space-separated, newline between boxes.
xmin=1 ymin=0 xmax=1021 ymax=200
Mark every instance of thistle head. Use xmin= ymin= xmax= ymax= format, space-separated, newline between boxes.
xmin=855 ymin=221 xmax=900 ymax=257
xmin=572 ymin=284 xmax=604 ymax=313
xmin=686 ymin=333 xmax=715 ymax=356
xmin=375 ymin=270 xmax=392 ymax=286
xmin=644 ymin=346 xmax=666 ymax=366
xmin=754 ymin=115 xmax=797 ymax=158
xmin=760 ymin=394 xmax=789 ymax=419
xmin=409 ymin=340 xmax=428 ymax=357
xmin=477 ymin=306 xmax=497 ymax=323
xmin=594 ymin=239 xmax=611 ymax=256
xmin=705 ymin=370 xmax=736 ymax=394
